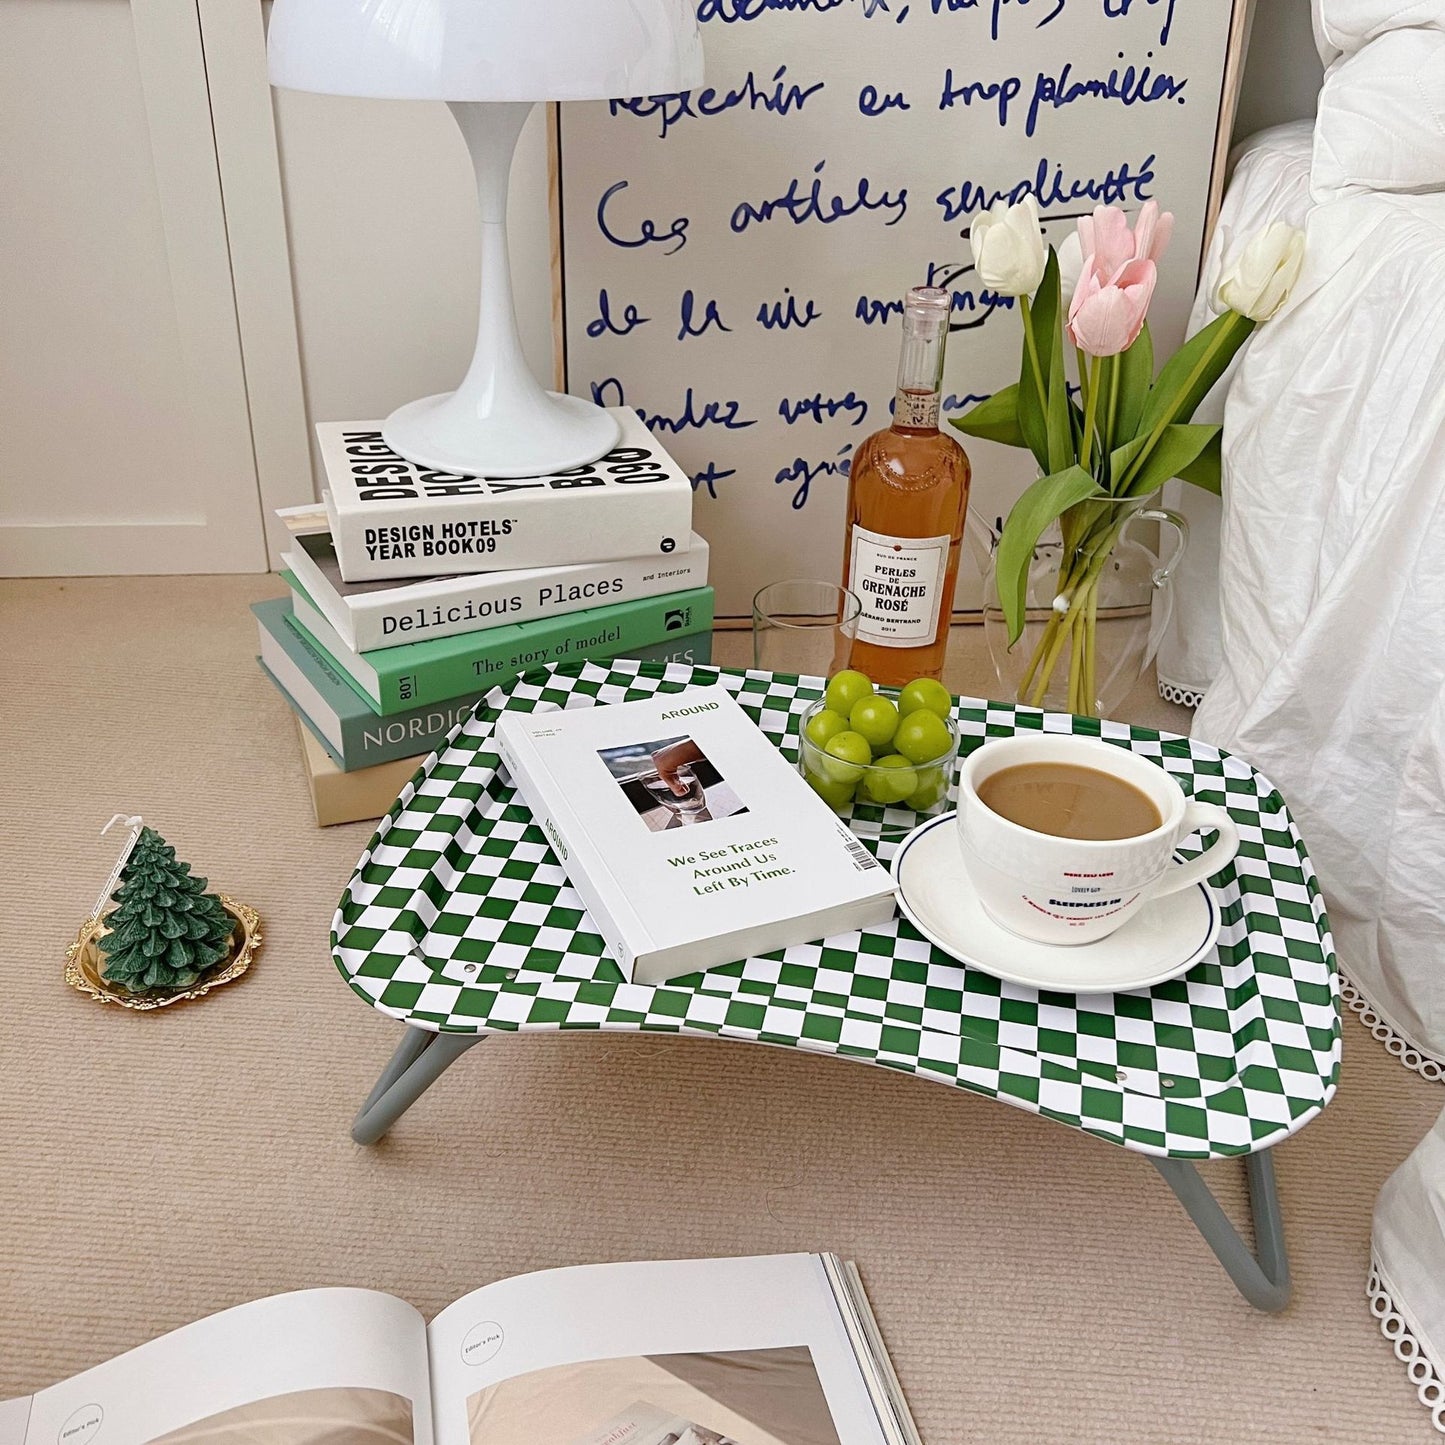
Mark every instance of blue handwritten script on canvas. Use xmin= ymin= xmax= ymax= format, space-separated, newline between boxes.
xmin=558 ymin=1 xmax=1235 ymax=615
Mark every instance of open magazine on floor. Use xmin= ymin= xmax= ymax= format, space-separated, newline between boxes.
xmin=1 ymin=1255 xmax=921 ymax=1445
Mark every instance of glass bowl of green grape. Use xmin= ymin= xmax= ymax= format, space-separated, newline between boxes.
xmin=797 ymin=669 xmax=960 ymax=817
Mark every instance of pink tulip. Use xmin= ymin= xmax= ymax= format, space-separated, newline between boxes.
xmin=1066 ymin=201 xmax=1174 ymax=356
xmin=1068 ymin=257 xmax=1158 ymax=357
xmin=1076 ymin=205 xmax=1137 ymax=278
xmin=1129 ymin=199 xmax=1174 ymax=265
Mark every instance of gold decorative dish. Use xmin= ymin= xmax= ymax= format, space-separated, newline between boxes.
xmin=64 ymin=896 xmax=261 ymax=1010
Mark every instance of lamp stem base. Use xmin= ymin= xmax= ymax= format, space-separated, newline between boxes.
xmin=382 ymin=389 xmax=620 ymax=478
xmin=381 ymin=99 xmax=621 ymax=478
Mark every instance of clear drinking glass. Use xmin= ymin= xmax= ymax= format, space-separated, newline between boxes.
xmin=752 ymin=580 xmax=862 ymax=679
xmin=797 ymin=699 xmax=960 ymax=818
xmin=641 ymin=764 xmax=711 ymax=824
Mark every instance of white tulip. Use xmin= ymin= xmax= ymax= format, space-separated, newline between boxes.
xmin=1215 ymin=222 xmax=1306 ymax=322
xmin=969 ymin=196 xmax=1047 ymax=298
xmin=1056 ymin=228 xmax=1084 ymax=304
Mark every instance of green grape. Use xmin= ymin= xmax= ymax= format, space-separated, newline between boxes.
xmin=904 ymin=764 xmax=950 ymax=812
xmin=859 ymin=754 xmax=918 ymax=805
xmin=806 ymin=770 xmax=858 ymax=813
xmin=894 ymin=709 xmax=954 ymax=766
xmin=849 ymin=694 xmax=899 ymax=751
xmin=898 ymin=677 xmax=953 ymax=721
xmin=821 ymin=730 xmax=872 ymax=784
xmin=824 ymin=669 xmax=874 ymax=718
xmin=804 ymin=707 xmax=849 ymax=751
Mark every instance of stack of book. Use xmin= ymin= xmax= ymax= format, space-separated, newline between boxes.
xmin=255 ymin=409 xmax=714 ymax=824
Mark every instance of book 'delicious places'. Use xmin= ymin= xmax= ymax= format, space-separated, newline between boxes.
xmin=496 ymin=686 xmax=897 ymax=984
xmin=320 ymin=408 xmax=695 ymax=581
xmin=284 ymin=528 xmax=711 ymax=653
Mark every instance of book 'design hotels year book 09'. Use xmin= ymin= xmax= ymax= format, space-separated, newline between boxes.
xmin=320 ymin=408 xmax=694 ymax=582
xmin=496 ymin=686 xmax=896 ymax=984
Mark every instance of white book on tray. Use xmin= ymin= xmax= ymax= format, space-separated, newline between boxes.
xmin=285 ymin=529 xmax=711 ymax=653
xmin=495 ymin=684 xmax=896 ymax=984
xmin=320 ymin=408 xmax=695 ymax=582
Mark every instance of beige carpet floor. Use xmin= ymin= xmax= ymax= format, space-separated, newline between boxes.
xmin=1 ymin=575 xmax=1439 ymax=1443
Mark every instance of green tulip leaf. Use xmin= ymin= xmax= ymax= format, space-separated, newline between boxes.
xmin=995 ymin=464 xmax=1106 ymax=645
xmin=951 ymin=384 xmax=1025 ymax=447
xmin=1139 ymin=311 xmax=1256 ymax=436
xmin=1028 ymin=248 xmax=1062 ymax=389
xmin=1113 ymin=322 xmax=1154 ymax=442
xmin=1177 ymin=428 xmax=1223 ymax=495
xmin=1109 ymin=423 xmax=1221 ymax=499
xmin=1046 ymin=354 xmax=1073 ymax=474
xmin=1016 ymin=357 xmax=1050 ymax=471
xmin=1016 ymin=249 xmax=1063 ymax=473
xmin=1016 ymin=344 xmax=1050 ymax=473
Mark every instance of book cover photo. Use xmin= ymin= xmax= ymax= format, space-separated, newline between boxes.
xmin=496 ymin=687 xmax=896 ymax=984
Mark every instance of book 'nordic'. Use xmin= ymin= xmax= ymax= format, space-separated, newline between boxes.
xmin=320 ymin=408 xmax=694 ymax=582
xmin=253 ymin=596 xmax=486 ymax=769
xmin=285 ymin=528 xmax=710 ymax=652
xmin=496 ymin=685 xmax=896 ymax=984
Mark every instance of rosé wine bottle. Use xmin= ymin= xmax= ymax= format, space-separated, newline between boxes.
xmin=841 ymin=286 xmax=972 ymax=687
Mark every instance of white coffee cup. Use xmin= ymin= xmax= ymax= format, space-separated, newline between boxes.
xmin=956 ymin=735 xmax=1239 ymax=946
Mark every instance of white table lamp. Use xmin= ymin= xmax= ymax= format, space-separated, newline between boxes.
xmin=268 ymin=0 xmax=703 ymax=476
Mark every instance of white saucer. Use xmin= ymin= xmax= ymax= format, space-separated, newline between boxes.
xmin=890 ymin=812 xmax=1221 ymax=993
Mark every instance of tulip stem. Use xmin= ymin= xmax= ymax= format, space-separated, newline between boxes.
xmin=1019 ymin=296 xmax=1048 ymax=421
xmin=1104 ymin=358 xmax=1121 ymax=479
xmin=1067 ymin=606 xmax=1084 ymax=713
xmin=1021 ymin=518 xmax=1118 ymax=713
xmin=1079 ymin=354 xmax=1101 ymax=473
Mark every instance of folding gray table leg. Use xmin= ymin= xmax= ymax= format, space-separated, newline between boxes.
xmin=1150 ymin=1149 xmax=1291 ymax=1312
xmin=352 ymin=1027 xmax=482 ymax=1145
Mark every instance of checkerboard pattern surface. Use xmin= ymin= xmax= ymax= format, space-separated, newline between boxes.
xmin=333 ymin=661 xmax=1340 ymax=1160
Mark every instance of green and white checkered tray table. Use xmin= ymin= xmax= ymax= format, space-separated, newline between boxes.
xmin=334 ymin=660 xmax=1340 ymax=1311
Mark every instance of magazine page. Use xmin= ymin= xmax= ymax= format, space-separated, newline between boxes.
xmin=426 ymin=1254 xmax=889 ymax=1445
xmin=13 ymin=1288 xmax=431 ymax=1445
xmin=0 ymin=1398 xmax=30 ymax=1445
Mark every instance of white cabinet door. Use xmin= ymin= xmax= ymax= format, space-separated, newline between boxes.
xmin=0 ymin=0 xmax=269 ymax=574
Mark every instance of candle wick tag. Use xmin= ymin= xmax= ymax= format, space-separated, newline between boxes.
xmin=92 ymin=814 xmax=145 ymax=922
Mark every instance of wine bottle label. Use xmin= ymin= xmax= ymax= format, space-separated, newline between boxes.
xmin=894 ymin=389 xmax=941 ymax=429
xmin=848 ymin=526 xmax=949 ymax=647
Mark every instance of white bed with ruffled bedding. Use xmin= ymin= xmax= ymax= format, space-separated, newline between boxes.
xmin=1174 ymin=1 xmax=1445 ymax=1431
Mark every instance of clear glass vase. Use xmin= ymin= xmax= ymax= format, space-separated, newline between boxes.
xmin=968 ymin=495 xmax=1188 ymax=718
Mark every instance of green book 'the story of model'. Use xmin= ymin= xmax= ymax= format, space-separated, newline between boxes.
xmin=285 ymin=579 xmax=715 ymax=714
xmin=252 ymin=597 xmax=713 ymax=771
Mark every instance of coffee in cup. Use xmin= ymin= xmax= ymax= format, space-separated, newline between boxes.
xmin=956 ymin=736 xmax=1239 ymax=946
xmin=977 ymin=761 xmax=1163 ymax=841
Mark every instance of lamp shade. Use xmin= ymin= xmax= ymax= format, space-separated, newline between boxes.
xmin=268 ymin=0 xmax=704 ymax=101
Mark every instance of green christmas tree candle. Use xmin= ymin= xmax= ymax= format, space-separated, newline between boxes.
xmin=98 ymin=827 xmax=235 ymax=993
